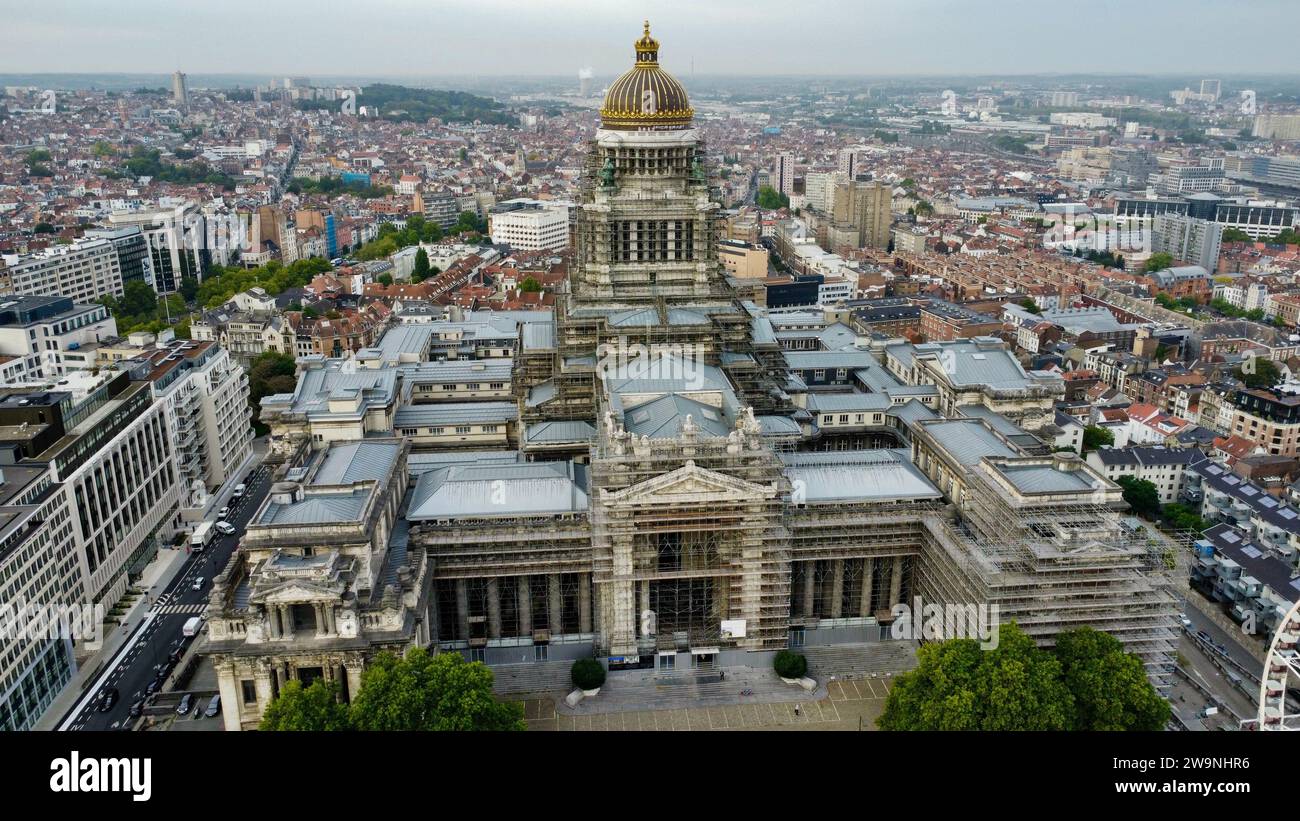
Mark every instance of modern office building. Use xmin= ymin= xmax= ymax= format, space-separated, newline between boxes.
xmin=0 ymin=295 xmax=118 ymax=381
xmin=489 ymin=204 xmax=569 ymax=250
xmin=1 ymin=238 xmax=124 ymax=303
xmin=108 ymin=204 xmax=207 ymax=294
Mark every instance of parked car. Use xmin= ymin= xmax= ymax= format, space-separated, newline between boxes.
xmin=1179 ymin=614 xmax=1192 ymax=628
xmin=97 ymin=687 xmax=119 ymax=713
xmin=204 ymin=694 xmax=222 ymax=718
xmin=217 ymin=507 xmax=230 ymax=520
xmin=176 ymin=693 xmax=193 ymax=715
xmin=145 ymin=678 xmax=161 ymax=696
xmin=215 ymin=521 xmax=236 ymax=536
xmin=1196 ymin=630 xmax=1212 ymax=643
xmin=128 ymin=700 xmax=144 ymax=718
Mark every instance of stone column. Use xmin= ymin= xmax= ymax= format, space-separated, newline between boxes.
xmin=517 ymin=576 xmax=532 ymax=636
xmin=455 ymin=580 xmax=470 ymax=641
xmin=830 ymin=559 xmax=845 ymax=619
xmin=578 ymin=574 xmax=592 ymax=634
xmin=313 ymin=603 xmax=326 ymax=637
xmin=267 ymin=606 xmax=281 ymax=639
xmin=548 ymin=574 xmax=563 ymax=635
xmin=859 ymin=558 xmax=874 ymax=617
xmin=215 ymin=663 xmax=243 ymax=732
xmin=325 ymin=605 xmax=337 ymax=636
xmin=486 ymin=578 xmax=502 ymax=639
xmin=253 ymin=668 xmax=275 ymax=721
xmin=889 ymin=556 xmax=904 ymax=606
xmin=280 ymin=605 xmax=294 ymax=640
xmin=802 ymin=561 xmax=816 ymax=618
xmin=344 ymin=661 xmax=364 ymax=704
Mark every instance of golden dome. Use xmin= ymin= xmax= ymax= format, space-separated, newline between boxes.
xmin=600 ymin=21 xmax=693 ymax=131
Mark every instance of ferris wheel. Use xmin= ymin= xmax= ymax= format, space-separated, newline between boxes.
xmin=1258 ymin=599 xmax=1300 ymax=730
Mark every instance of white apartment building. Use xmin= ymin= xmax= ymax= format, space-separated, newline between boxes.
xmin=1 ymin=238 xmax=123 ymax=303
xmin=489 ymin=206 xmax=569 ymax=250
xmin=134 ymin=338 xmax=253 ymax=497
xmin=1214 ymin=280 xmax=1268 ymax=312
xmin=0 ymin=295 xmax=118 ymax=381
xmin=803 ymin=171 xmax=836 ymax=214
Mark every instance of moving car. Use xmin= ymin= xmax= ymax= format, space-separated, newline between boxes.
xmin=191 ymin=576 xmax=205 ymax=591
xmin=97 ymin=687 xmax=119 ymax=713
xmin=217 ymin=506 xmax=230 ymax=520
xmin=215 ymin=521 xmax=236 ymax=536
xmin=232 ymin=483 xmax=246 ymax=499
xmin=176 ymin=693 xmax=193 ymax=715
xmin=204 ymin=694 xmax=222 ymax=718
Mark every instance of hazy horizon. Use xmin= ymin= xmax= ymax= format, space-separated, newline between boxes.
xmin=3 ymin=0 xmax=1298 ymax=77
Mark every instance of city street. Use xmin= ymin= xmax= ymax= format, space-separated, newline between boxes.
xmin=58 ymin=461 xmax=273 ymax=731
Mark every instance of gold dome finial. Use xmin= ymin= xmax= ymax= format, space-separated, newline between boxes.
xmin=635 ymin=20 xmax=659 ymax=62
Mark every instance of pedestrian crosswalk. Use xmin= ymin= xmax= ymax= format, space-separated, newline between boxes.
xmin=153 ymin=603 xmax=207 ymax=616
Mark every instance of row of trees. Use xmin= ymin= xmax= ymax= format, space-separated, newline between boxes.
xmin=259 ymin=648 xmax=526 ymax=731
xmin=879 ymin=623 xmax=1169 ymax=731
xmin=197 ymin=257 xmax=333 ymax=308
xmin=354 ymin=212 xmax=488 ymax=262
xmin=99 ymin=280 xmax=192 ymax=338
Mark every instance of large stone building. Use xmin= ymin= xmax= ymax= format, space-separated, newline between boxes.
xmin=219 ymin=24 xmax=1181 ymax=726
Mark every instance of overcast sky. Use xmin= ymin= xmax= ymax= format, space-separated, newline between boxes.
xmin=2 ymin=0 xmax=1297 ymax=77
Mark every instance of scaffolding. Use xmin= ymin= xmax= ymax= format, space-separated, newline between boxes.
xmin=588 ymin=429 xmax=791 ymax=656
xmin=915 ymin=466 xmax=1190 ymax=692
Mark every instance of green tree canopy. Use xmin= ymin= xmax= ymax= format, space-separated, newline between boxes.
xmin=757 ymin=185 xmax=789 ymax=210
xmin=1082 ymin=425 xmax=1114 ymax=452
xmin=1115 ymin=476 xmax=1161 ymax=518
xmin=1236 ymin=356 xmax=1281 ymax=389
xmin=1054 ymin=628 xmax=1170 ymax=731
xmin=879 ymin=623 xmax=1076 ymax=731
xmin=519 ymin=276 xmax=541 ymax=293
xmin=1143 ymin=252 xmax=1174 ymax=273
xmin=258 ymin=680 xmax=351 ymax=731
xmin=412 ymin=248 xmax=431 ymax=282
xmin=348 ymin=648 xmax=525 ymax=732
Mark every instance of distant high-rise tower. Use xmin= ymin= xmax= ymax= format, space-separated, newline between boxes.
xmin=1200 ymin=79 xmax=1221 ymax=102
xmin=171 ymin=70 xmax=189 ymax=111
xmin=773 ymin=154 xmax=795 ymax=197
xmin=578 ymin=67 xmax=594 ymax=97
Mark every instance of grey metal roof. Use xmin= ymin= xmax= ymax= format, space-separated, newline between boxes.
xmin=373 ymin=324 xmax=435 ymax=363
xmin=260 ymin=487 xmax=370 ymax=525
xmin=400 ymin=358 xmax=514 ymax=384
xmin=996 ymin=464 xmax=1097 ymax=494
xmin=890 ymin=399 xmax=939 ymax=424
xmin=407 ymin=460 xmax=588 ymax=519
xmin=266 ymin=361 xmax=398 ymax=418
xmin=524 ymin=420 xmax=597 ymax=444
xmin=781 ymin=449 xmax=941 ymax=503
xmin=806 ymin=392 xmax=893 ymax=413
xmin=757 ymin=415 xmax=801 ymax=435
xmin=624 ymin=394 xmax=732 ymax=439
xmin=407 ymin=449 xmax=524 ymax=476
xmin=311 ymin=440 xmax=401 ymax=486
xmin=521 ymin=321 xmax=555 ymax=350
xmin=923 ymin=419 xmax=1019 ymax=466
xmin=393 ymin=401 xmax=517 ymax=427
xmin=784 ymin=350 xmax=879 ymax=371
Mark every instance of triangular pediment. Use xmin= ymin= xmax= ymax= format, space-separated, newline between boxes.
xmin=602 ymin=460 xmax=776 ymax=505
xmin=253 ymin=581 xmax=341 ymax=605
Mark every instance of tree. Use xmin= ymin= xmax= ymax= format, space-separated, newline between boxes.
xmin=879 ymin=623 xmax=1075 ymax=731
xmin=1082 ymin=425 xmax=1114 ymax=453
xmin=774 ymin=650 xmax=807 ymax=679
xmin=1221 ymin=227 xmax=1251 ymax=243
xmin=519 ymin=276 xmax=541 ymax=293
xmin=1115 ymin=476 xmax=1161 ymax=518
xmin=179 ymin=276 xmax=199 ymax=303
xmin=1236 ymin=357 xmax=1281 ymax=389
xmin=412 ymin=248 xmax=431 ymax=282
xmin=1143 ymin=252 xmax=1174 ymax=273
xmin=756 ymin=185 xmax=789 ymax=210
xmin=571 ymin=658 xmax=606 ymax=691
xmin=259 ymin=680 xmax=351 ymax=731
xmin=348 ymin=648 xmax=525 ymax=732
xmin=377 ymin=273 xmax=393 ymax=287
xmin=1054 ymin=628 xmax=1170 ymax=731
xmin=1020 ymin=298 xmax=1041 ymax=314
xmin=1163 ymin=503 xmax=1213 ymax=534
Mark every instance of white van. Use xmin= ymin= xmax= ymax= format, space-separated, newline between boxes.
xmin=232 ymin=483 xmax=246 ymax=499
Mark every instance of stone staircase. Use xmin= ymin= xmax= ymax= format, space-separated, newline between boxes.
xmin=801 ymin=641 xmax=919 ymax=679
xmin=565 ymin=665 xmax=815 ymax=715
xmin=491 ymin=660 xmax=575 ymax=695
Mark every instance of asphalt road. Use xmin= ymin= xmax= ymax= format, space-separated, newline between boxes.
xmin=60 ymin=461 xmax=273 ymax=731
